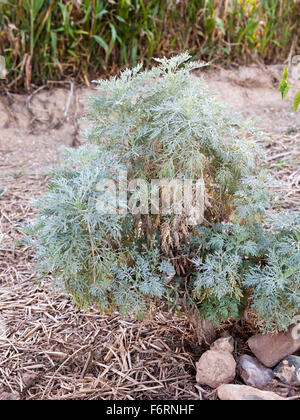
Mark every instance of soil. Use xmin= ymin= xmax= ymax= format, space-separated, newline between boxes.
xmin=0 ymin=64 xmax=299 ymax=400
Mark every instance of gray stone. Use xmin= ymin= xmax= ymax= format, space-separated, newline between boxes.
xmin=217 ymin=384 xmax=285 ymax=401
xmin=274 ymin=355 xmax=300 ymax=386
xmin=248 ymin=324 xmax=300 ymax=367
xmin=196 ymin=349 xmax=236 ymax=389
xmin=237 ymin=354 xmax=274 ymax=388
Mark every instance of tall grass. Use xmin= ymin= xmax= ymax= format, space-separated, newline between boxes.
xmin=0 ymin=0 xmax=299 ymax=89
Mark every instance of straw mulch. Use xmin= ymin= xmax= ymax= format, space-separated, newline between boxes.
xmin=263 ymin=131 xmax=300 ymax=210
xmin=0 ymin=178 xmax=207 ymax=400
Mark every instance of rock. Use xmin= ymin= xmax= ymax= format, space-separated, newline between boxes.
xmin=217 ymin=384 xmax=285 ymax=400
xmin=291 ymin=323 xmax=300 ymax=341
xmin=248 ymin=324 xmax=300 ymax=367
xmin=237 ymin=355 xmax=274 ymax=388
xmin=274 ymin=355 xmax=300 ymax=386
xmin=196 ymin=349 xmax=236 ymax=389
xmin=211 ymin=336 xmax=234 ymax=353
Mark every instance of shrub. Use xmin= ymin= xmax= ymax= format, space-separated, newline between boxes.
xmin=25 ymin=53 xmax=300 ymax=333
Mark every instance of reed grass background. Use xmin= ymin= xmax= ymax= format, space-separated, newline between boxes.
xmin=0 ymin=0 xmax=299 ymax=89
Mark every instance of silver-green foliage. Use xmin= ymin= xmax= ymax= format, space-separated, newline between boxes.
xmin=25 ymin=53 xmax=300 ymax=332
xmin=191 ymin=217 xmax=300 ymax=333
xmin=84 ymin=52 xmax=257 ymax=188
xmin=25 ymin=146 xmax=174 ymax=314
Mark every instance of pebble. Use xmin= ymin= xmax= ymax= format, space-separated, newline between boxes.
xmin=248 ymin=324 xmax=300 ymax=367
xmin=274 ymin=355 xmax=300 ymax=386
xmin=196 ymin=349 xmax=236 ymax=388
xmin=196 ymin=337 xmax=236 ymax=389
xmin=217 ymin=384 xmax=285 ymax=400
xmin=211 ymin=336 xmax=234 ymax=353
xmin=237 ymin=354 xmax=274 ymax=388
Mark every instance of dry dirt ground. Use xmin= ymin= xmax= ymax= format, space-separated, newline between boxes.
xmin=0 ymin=65 xmax=299 ymax=400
